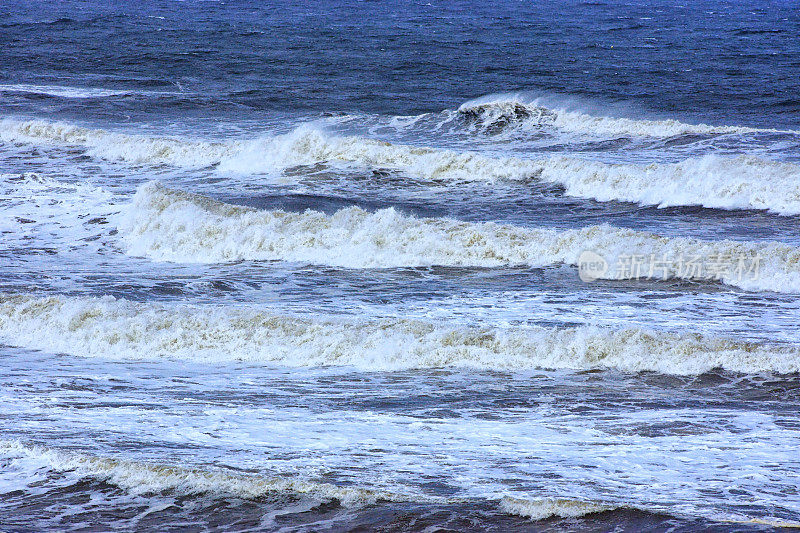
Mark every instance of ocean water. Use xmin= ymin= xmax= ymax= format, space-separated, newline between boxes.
xmin=1 ymin=1 xmax=800 ymax=531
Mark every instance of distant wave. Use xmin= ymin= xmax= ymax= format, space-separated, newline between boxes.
xmin=452 ymin=94 xmax=797 ymax=137
xmin=2 ymin=294 xmax=800 ymax=374
xmin=5 ymin=119 xmax=800 ymax=214
xmin=0 ymin=84 xmax=134 ymax=98
xmin=0 ymin=118 xmax=232 ymax=166
xmin=117 ymin=183 xmax=800 ymax=293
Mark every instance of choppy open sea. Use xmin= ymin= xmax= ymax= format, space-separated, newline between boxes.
xmin=2 ymin=1 xmax=800 ymax=531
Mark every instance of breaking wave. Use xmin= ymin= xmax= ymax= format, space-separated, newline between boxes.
xmin=538 ymin=153 xmax=800 ymax=215
xmin=5 ymin=118 xmax=800 ymax=214
xmin=2 ymin=293 xmax=800 ymax=374
xmin=454 ymin=94 xmax=795 ymax=137
xmin=499 ymin=496 xmax=612 ymax=520
xmin=228 ymin=144 xmax=800 ymax=215
xmin=117 ymin=183 xmax=800 ymax=293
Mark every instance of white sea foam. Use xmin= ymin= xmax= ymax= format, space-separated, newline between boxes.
xmin=5 ymin=118 xmax=800 ymax=214
xmin=116 ymin=182 xmax=800 ymax=292
xmin=0 ymin=439 xmax=396 ymax=505
xmin=0 ymin=173 xmax=116 ymax=250
xmin=2 ymin=293 xmax=799 ymax=374
xmin=455 ymin=94 xmax=794 ymax=137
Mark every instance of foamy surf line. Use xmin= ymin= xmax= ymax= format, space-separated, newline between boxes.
xmin=0 ymin=439 xmax=620 ymax=521
xmin=3 ymin=440 xmax=799 ymax=528
xmin=116 ymin=182 xmax=800 ymax=293
xmin=0 ymin=439 xmax=401 ymax=506
xmin=500 ymin=496 xmax=800 ymax=529
xmin=2 ymin=293 xmax=800 ymax=374
xmin=4 ymin=119 xmax=800 ymax=214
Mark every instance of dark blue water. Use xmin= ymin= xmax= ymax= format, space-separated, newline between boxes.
xmin=2 ymin=0 xmax=799 ymax=127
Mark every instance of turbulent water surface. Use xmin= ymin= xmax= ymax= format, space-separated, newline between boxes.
xmin=2 ymin=1 xmax=800 ymax=531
